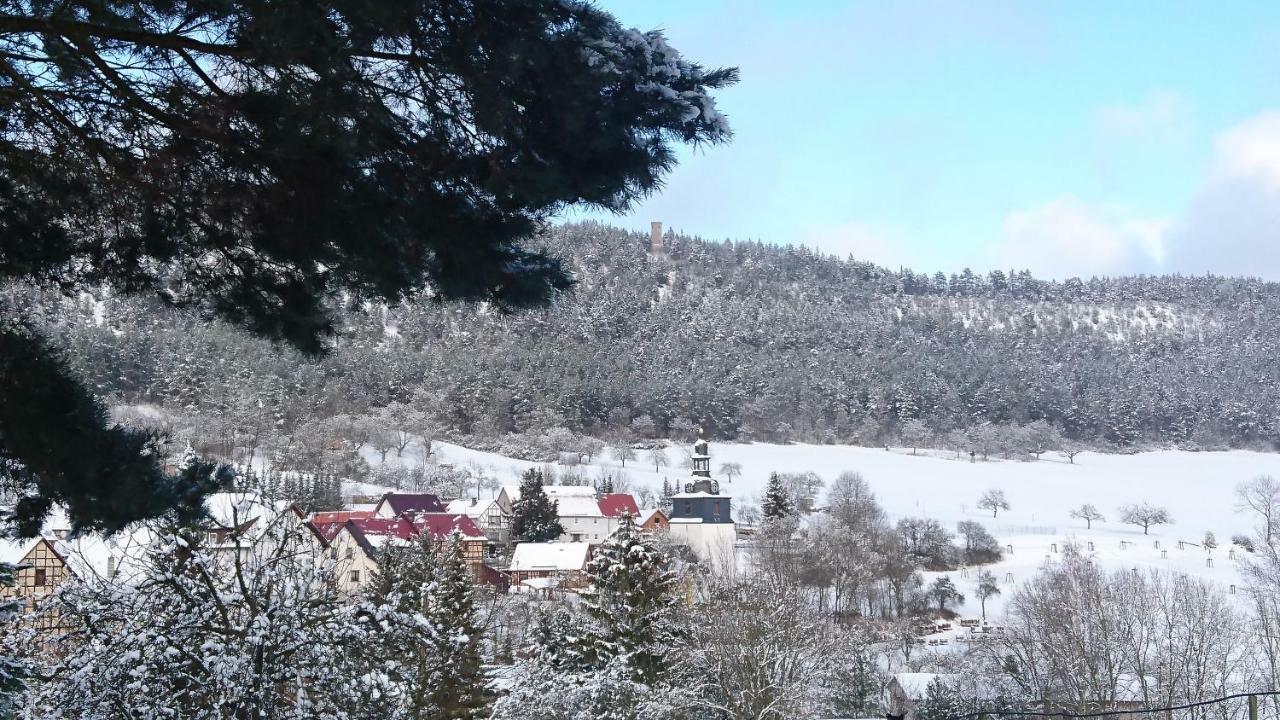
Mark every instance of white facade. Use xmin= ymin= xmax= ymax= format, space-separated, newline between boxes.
xmin=667 ymin=518 xmax=737 ymax=572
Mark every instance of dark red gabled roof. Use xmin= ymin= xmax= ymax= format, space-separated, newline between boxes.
xmin=598 ymin=493 xmax=640 ymax=518
xmin=315 ymin=513 xmax=486 ymax=546
xmin=376 ymin=493 xmax=447 ymax=515
xmin=407 ymin=512 xmax=487 ymax=540
xmin=311 ymin=510 xmax=374 ymax=524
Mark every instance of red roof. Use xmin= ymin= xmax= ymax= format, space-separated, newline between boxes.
xmin=313 ymin=513 xmax=486 ymax=545
xmin=598 ymin=493 xmax=640 ymax=518
xmin=407 ymin=512 xmax=487 ymax=540
xmin=311 ymin=510 xmax=373 ymax=524
xmin=376 ymin=493 xmax=446 ymax=515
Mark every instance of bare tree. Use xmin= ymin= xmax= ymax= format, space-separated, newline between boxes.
xmin=990 ymin=547 xmax=1252 ymax=713
xmin=975 ymin=569 xmax=1001 ymax=620
xmin=1024 ymin=420 xmax=1061 ymax=460
xmin=688 ymin=578 xmax=841 ymax=720
xmin=718 ymin=462 xmax=743 ymax=484
xmin=646 ymin=445 xmax=670 ymax=473
xmin=1069 ymin=504 xmax=1105 ymax=529
xmin=1118 ymin=502 xmax=1172 ymax=535
xmin=610 ymin=445 xmax=636 ymax=468
xmin=1061 ymin=440 xmax=1085 ymax=465
xmin=977 ymin=488 xmax=1010 ymax=518
xmin=1236 ymin=475 xmax=1280 ymax=541
xmin=900 ymin=419 xmax=931 ymax=455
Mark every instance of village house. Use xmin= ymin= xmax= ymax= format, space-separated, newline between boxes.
xmin=445 ymin=490 xmax=513 ymax=545
xmin=504 ymin=484 xmax=641 ymax=543
xmin=506 ymin=541 xmax=592 ymax=596
xmin=1 ymin=537 xmax=71 ymax=631
xmin=310 ymin=513 xmax=488 ymax=593
xmin=372 ymin=492 xmax=448 ymax=517
xmin=638 ymin=508 xmax=670 ymax=533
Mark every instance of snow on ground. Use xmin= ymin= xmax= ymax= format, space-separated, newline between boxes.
xmin=368 ymin=439 xmax=1280 ymax=619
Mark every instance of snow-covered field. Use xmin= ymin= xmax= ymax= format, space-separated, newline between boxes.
xmin=370 ymin=440 xmax=1280 ymax=619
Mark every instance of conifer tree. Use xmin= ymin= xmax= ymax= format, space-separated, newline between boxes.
xmin=512 ymin=469 xmax=564 ymax=542
xmin=0 ymin=0 xmax=735 ymax=539
xmin=421 ymin=533 xmax=492 ymax=719
xmin=762 ymin=473 xmax=793 ymax=520
xmin=578 ymin=515 xmax=683 ymax=684
xmin=0 ymin=562 xmax=26 ymax=714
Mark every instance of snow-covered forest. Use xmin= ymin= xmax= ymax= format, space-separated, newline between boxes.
xmin=11 ymin=221 xmax=1280 ymax=470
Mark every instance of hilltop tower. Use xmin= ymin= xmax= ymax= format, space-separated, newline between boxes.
xmin=649 ymin=220 xmax=666 ymax=256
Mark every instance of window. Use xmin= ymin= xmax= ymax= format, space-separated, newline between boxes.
xmin=344 ymin=547 xmax=353 ymax=560
xmin=33 ymin=568 xmax=47 ymax=586
xmin=349 ymin=570 xmax=360 ymax=584
xmin=684 ymin=502 xmax=692 ymax=514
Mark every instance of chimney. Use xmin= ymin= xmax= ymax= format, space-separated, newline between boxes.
xmin=649 ymin=221 xmax=664 ymax=254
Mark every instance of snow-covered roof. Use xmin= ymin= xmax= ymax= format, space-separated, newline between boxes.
xmin=509 ymin=542 xmax=591 ymax=572
xmin=55 ymin=530 xmax=156 ymax=583
xmin=204 ymin=492 xmax=288 ymax=527
xmin=638 ymin=508 xmax=667 ymax=525
xmin=0 ymin=537 xmax=39 ymax=565
xmin=445 ymin=498 xmax=501 ymax=519
xmin=556 ymin=494 xmax=605 ymax=518
xmin=671 ymin=491 xmax=730 ymax=499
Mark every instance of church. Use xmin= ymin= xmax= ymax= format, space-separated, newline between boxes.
xmin=666 ymin=435 xmax=737 ymax=571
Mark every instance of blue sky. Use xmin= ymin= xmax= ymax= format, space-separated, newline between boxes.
xmin=568 ymin=1 xmax=1280 ymax=280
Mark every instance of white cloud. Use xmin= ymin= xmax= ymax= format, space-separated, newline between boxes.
xmin=1095 ymin=90 xmax=1194 ymax=145
xmin=1160 ymin=111 xmax=1280 ymax=278
xmin=1207 ymin=111 xmax=1280 ymax=187
xmin=989 ymin=198 xmax=1166 ymax=279
xmin=987 ymin=109 xmax=1280 ymax=280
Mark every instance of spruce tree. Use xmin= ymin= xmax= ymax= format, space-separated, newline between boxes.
xmin=0 ymin=562 xmax=26 ymax=715
xmin=421 ymin=533 xmax=491 ymax=719
xmin=762 ymin=473 xmax=793 ymax=520
xmin=579 ymin=515 xmax=682 ymax=684
xmin=0 ymin=0 xmax=735 ymax=538
xmin=512 ymin=469 xmax=564 ymax=542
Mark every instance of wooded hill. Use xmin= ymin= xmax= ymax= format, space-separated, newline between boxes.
xmin=13 ymin=221 xmax=1280 ymax=457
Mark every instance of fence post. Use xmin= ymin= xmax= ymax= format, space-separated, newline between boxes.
xmin=1249 ymin=694 xmax=1258 ymax=720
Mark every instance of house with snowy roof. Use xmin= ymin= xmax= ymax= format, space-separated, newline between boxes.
xmin=638 ymin=508 xmax=669 ymax=533
xmin=372 ymin=492 xmax=447 ymax=517
xmin=311 ymin=513 xmax=488 ymax=593
xmin=503 ymin=483 xmax=642 ymax=544
xmin=506 ymin=541 xmax=592 ymax=595
xmin=445 ymin=495 xmax=512 ymax=545
xmin=193 ymin=492 xmax=329 ymax=573
xmin=1 ymin=537 xmax=70 ymax=630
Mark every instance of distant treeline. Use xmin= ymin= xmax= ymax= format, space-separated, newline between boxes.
xmin=11 ymin=221 xmax=1280 ymax=458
